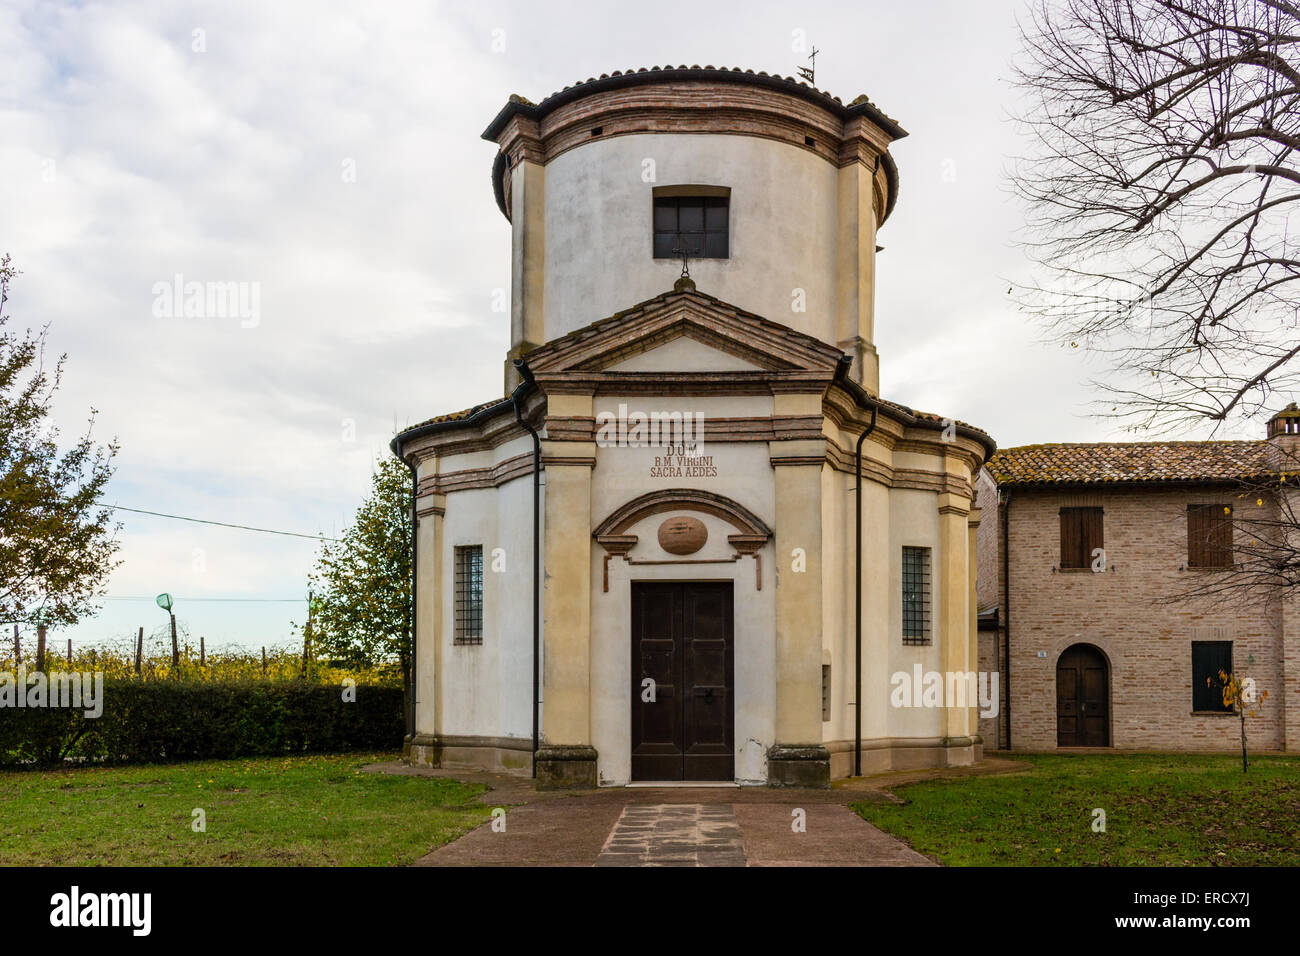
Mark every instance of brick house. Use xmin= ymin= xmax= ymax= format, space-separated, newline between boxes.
xmin=975 ymin=404 xmax=1300 ymax=753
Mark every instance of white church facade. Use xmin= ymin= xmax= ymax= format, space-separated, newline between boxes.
xmin=393 ymin=67 xmax=994 ymax=788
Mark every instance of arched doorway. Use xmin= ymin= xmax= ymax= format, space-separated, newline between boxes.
xmin=1056 ymin=644 xmax=1110 ymax=747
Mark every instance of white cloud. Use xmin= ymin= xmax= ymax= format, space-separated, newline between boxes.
xmin=3 ymin=0 xmax=1248 ymax=648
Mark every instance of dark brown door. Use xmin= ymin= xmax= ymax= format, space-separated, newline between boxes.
xmin=1056 ymin=644 xmax=1109 ymax=747
xmin=631 ymin=582 xmax=734 ymax=781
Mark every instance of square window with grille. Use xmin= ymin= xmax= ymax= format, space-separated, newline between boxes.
xmin=1059 ymin=506 xmax=1104 ymax=569
xmin=1192 ymin=640 xmax=1233 ymax=712
xmin=1188 ymin=504 xmax=1233 ymax=568
xmin=454 ymin=545 xmax=483 ymax=645
xmin=901 ymin=546 xmax=932 ymax=645
xmin=652 ymin=194 xmax=729 ymax=259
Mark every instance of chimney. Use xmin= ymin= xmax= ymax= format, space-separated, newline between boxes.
xmin=1266 ymin=402 xmax=1300 ymax=472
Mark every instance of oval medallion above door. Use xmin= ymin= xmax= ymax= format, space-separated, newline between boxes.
xmin=658 ymin=516 xmax=708 ymax=555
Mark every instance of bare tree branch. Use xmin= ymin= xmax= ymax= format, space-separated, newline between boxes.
xmin=1011 ymin=0 xmax=1300 ymax=434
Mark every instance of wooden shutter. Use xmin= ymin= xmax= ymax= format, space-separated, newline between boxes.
xmin=1188 ymin=505 xmax=1209 ymax=567
xmin=1210 ymin=505 xmax=1232 ymax=566
xmin=1059 ymin=509 xmax=1080 ymax=568
xmin=1188 ymin=504 xmax=1233 ymax=568
xmin=1060 ymin=507 xmax=1103 ymax=569
xmin=1084 ymin=508 xmax=1103 ymax=563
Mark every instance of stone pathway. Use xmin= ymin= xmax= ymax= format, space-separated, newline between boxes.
xmin=384 ymin=757 xmax=1030 ymax=867
xmin=596 ymin=804 xmax=747 ymax=867
xmin=414 ymin=790 xmax=935 ymax=867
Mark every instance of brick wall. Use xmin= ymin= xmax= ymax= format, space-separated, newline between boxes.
xmin=994 ymin=482 xmax=1286 ymax=752
xmin=974 ymin=469 xmax=1000 ymax=611
xmin=976 ymin=624 xmax=1003 ymax=749
xmin=974 ymin=470 xmax=1004 ymax=748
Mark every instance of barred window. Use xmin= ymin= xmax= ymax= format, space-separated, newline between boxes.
xmin=454 ymin=545 xmax=483 ymax=645
xmin=901 ymin=546 xmax=932 ymax=645
xmin=1188 ymin=504 xmax=1233 ymax=568
xmin=652 ymin=192 xmax=729 ymax=259
xmin=1192 ymin=641 xmax=1232 ymax=713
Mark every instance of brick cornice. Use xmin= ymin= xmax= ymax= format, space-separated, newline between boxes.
xmin=417 ymin=453 xmax=534 ymax=495
xmin=488 ymin=73 xmax=903 ymax=225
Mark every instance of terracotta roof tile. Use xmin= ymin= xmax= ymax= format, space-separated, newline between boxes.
xmin=394 ymin=290 xmax=996 ymax=454
xmin=876 ymin=397 xmax=992 ymax=444
xmin=987 ymin=441 xmax=1272 ymax=486
xmin=482 ymin=65 xmax=906 ymax=141
xmin=403 ymin=397 xmax=510 ymax=433
xmin=524 ymin=282 xmax=845 ymax=365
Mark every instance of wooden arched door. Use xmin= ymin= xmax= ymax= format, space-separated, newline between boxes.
xmin=1056 ymin=644 xmax=1109 ymax=747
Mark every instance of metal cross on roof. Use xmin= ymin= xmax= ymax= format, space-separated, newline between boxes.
xmin=797 ymin=47 xmax=819 ymax=85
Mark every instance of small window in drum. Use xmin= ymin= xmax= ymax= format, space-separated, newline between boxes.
xmin=652 ymin=192 xmax=729 ymax=259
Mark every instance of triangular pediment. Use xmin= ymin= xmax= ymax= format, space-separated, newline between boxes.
xmin=523 ymin=287 xmax=846 ymax=380
xmin=602 ymin=332 xmax=766 ymax=373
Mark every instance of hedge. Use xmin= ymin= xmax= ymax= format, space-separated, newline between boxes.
xmin=0 ymin=679 xmax=405 ymax=767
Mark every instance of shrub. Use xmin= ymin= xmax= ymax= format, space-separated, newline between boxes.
xmin=0 ymin=678 xmax=404 ymax=767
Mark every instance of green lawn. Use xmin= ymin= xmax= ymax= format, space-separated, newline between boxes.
xmin=0 ymin=752 xmax=493 ymax=866
xmin=853 ymin=753 xmax=1300 ymax=866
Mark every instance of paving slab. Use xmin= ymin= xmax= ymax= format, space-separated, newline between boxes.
xmin=412 ymin=797 xmax=624 ymax=867
xmin=734 ymin=803 xmax=935 ymax=866
xmin=596 ymin=804 xmax=747 ymax=867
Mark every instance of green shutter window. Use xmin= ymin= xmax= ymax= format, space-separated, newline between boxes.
xmin=1192 ymin=641 xmax=1233 ymax=712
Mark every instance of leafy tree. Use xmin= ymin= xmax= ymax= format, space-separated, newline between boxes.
xmin=0 ymin=254 xmax=120 ymax=629
xmin=305 ymin=456 xmax=412 ymax=716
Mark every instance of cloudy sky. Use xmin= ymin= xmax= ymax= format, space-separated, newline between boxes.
xmin=0 ymin=0 xmax=1255 ymax=650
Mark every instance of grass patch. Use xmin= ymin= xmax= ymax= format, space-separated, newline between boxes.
xmin=852 ymin=753 xmax=1300 ymax=866
xmin=0 ymin=752 xmax=493 ymax=865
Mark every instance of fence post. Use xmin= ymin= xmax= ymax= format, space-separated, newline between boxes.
xmin=135 ymin=626 xmax=143 ymax=676
xmin=36 ymin=626 xmax=46 ymax=672
xmin=303 ymin=590 xmax=313 ymax=675
xmin=262 ymin=646 xmax=267 ymax=676
xmin=170 ymin=613 xmax=179 ymax=668
xmin=66 ymin=638 xmax=71 ymax=664
xmin=12 ymin=624 xmax=19 ymax=665
xmin=200 ymin=636 xmax=205 ymax=667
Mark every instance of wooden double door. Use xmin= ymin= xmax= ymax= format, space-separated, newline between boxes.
xmin=1056 ymin=644 xmax=1110 ymax=747
xmin=630 ymin=582 xmax=734 ymax=781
